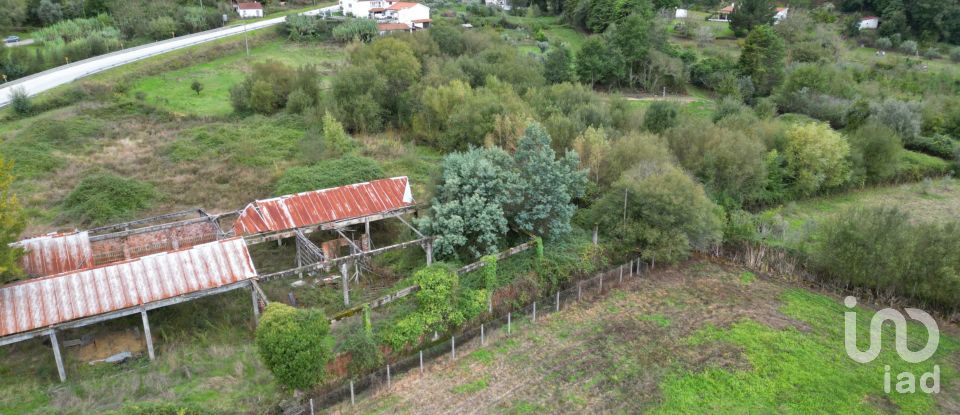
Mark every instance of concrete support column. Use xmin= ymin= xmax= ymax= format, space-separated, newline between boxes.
xmin=49 ymin=330 xmax=66 ymax=383
xmin=141 ymin=308 xmax=155 ymax=360
xmin=251 ymin=285 xmax=261 ymax=326
xmin=425 ymin=240 xmax=433 ymax=266
xmin=341 ymin=261 xmax=350 ymax=306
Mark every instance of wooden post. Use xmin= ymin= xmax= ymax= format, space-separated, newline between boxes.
xmin=251 ymin=285 xmax=260 ymax=326
xmin=532 ymin=302 xmax=537 ymax=323
xmin=365 ymin=220 xmax=371 ymax=250
xmin=592 ymin=224 xmax=598 ymax=245
xmin=49 ymin=330 xmax=66 ymax=383
xmin=341 ymin=261 xmax=350 ymax=306
xmin=619 ymin=265 xmax=623 ymax=284
xmin=387 ymin=364 xmax=391 ymax=387
xmin=556 ymin=291 xmax=560 ymax=312
xmin=481 ymin=324 xmax=485 ymax=345
xmin=507 ymin=312 xmax=511 ymax=334
xmin=419 ymin=350 xmax=424 ymax=374
xmin=451 ymin=336 xmax=456 ymax=359
xmin=141 ymin=308 xmax=155 ymax=360
xmin=350 ymin=380 xmax=355 ymax=405
xmin=578 ymin=282 xmax=582 ymax=301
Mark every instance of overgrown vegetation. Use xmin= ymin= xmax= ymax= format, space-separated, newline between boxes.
xmin=255 ymin=303 xmax=334 ymax=390
xmin=62 ymin=174 xmax=157 ymax=226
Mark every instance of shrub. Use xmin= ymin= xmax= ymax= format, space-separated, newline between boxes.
xmin=332 ymin=18 xmax=377 ymax=43
xmin=810 ymin=207 xmax=960 ymax=311
xmin=112 ymin=403 xmax=213 ymax=415
xmin=876 ymin=37 xmax=892 ymax=50
xmin=255 ymin=303 xmax=334 ymax=390
xmin=275 ymin=155 xmax=384 ymax=195
xmin=923 ymin=48 xmax=941 ymax=59
xmin=754 ymin=97 xmax=778 ymax=119
xmin=713 ymin=98 xmax=746 ymax=122
xmin=643 ymin=101 xmax=678 ymax=134
xmin=950 ymin=47 xmax=960 ymax=63
xmin=63 ymin=174 xmax=157 ymax=225
xmin=898 ymin=40 xmax=918 ymax=55
xmin=190 ymin=80 xmax=203 ymax=95
xmin=10 ymin=88 xmax=31 ymax=116
xmin=903 ymin=134 xmax=958 ymax=160
xmin=343 ymin=326 xmax=383 ymax=379
xmin=285 ymin=88 xmax=312 ymax=114
xmin=783 ymin=123 xmax=851 ymax=195
xmin=870 ymin=98 xmax=922 ymax=141
xmin=847 ymin=122 xmax=902 ymax=184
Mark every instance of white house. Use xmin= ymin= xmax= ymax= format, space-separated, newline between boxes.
xmin=384 ymin=2 xmax=431 ymax=27
xmin=774 ymin=7 xmax=788 ymax=22
xmin=675 ymin=8 xmax=688 ymax=19
xmin=859 ymin=16 xmax=879 ymax=30
xmin=235 ymin=2 xmax=264 ymax=18
xmin=709 ymin=3 xmax=734 ymax=22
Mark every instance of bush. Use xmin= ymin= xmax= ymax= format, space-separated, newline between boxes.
xmin=898 ymin=40 xmax=918 ymax=55
xmin=255 ymin=303 xmax=334 ymax=390
xmin=285 ymin=88 xmax=312 ymax=114
xmin=847 ymin=122 xmax=902 ymax=184
xmin=923 ymin=48 xmax=941 ymax=60
xmin=893 ymin=150 xmax=952 ymax=182
xmin=111 ymin=403 xmax=213 ymax=415
xmin=876 ymin=37 xmax=892 ymax=50
xmin=275 ymin=155 xmax=384 ymax=195
xmin=950 ymin=47 xmax=960 ymax=63
xmin=10 ymin=88 xmax=31 ymax=116
xmin=643 ymin=102 xmax=678 ymax=134
xmin=332 ymin=18 xmax=377 ymax=43
xmin=63 ymin=174 xmax=157 ymax=225
xmin=903 ymin=134 xmax=958 ymax=160
xmin=343 ymin=325 xmax=383 ymax=379
xmin=870 ymin=99 xmax=922 ymax=141
xmin=783 ymin=123 xmax=851 ymax=195
xmin=810 ymin=207 xmax=960 ymax=311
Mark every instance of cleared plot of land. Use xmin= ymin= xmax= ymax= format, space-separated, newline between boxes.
xmin=130 ymin=41 xmax=344 ymax=117
xmin=333 ymin=260 xmax=960 ymax=414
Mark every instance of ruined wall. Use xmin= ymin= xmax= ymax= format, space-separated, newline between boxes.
xmin=91 ymin=221 xmax=220 ymax=266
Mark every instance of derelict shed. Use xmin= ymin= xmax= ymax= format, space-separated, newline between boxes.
xmin=237 ymin=177 xmax=434 ymax=306
xmin=0 ymin=237 xmax=261 ymax=382
xmin=15 ymin=231 xmax=94 ymax=277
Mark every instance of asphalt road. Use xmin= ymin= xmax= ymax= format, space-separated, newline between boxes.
xmin=0 ymin=5 xmax=339 ymax=108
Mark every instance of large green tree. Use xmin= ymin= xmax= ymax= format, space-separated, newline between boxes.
xmin=783 ymin=122 xmax=851 ymax=195
xmin=729 ymin=0 xmax=775 ymax=37
xmin=0 ymin=0 xmax=28 ymax=28
xmin=738 ymin=25 xmax=785 ymax=97
xmin=543 ymin=44 xmax=574 ymax=84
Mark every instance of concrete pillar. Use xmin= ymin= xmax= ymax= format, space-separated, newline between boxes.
xmin=49 ymin=330 xmax=66 ymax=382
xmin=341 ymin=261 xmax=350 ymax=306
xmin=141 ymin=309 xmax=155 ymax=360
xmin=364 ymin=220 xmax=371 ymax=251
xmin=251 ymin=286 xmax=260 ymax=326
xmin=425 ymin=241 xmax=433 ymax=266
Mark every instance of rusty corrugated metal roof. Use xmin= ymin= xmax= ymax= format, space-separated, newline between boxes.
xmin=13 ymin=232 xmax=93 ymax=277
xmin=0 ymin=237 xmax=257 ymax=338
xmin=233 ymin=177 xmax=414 ymax=236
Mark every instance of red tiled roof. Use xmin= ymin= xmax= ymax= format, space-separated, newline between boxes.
xmin=386 ymin=2 xmax=419 ymax=10
xmin=233 ymin=177 xmax=415 ymax=235
xmin=237 ymin=2 xmax=263 ymax=10
xmin=719 ymin=4 xmax=734 ymax=13
xmin=0 ymin=238 xmax=257 ymax=338
xmin=776 ymin=7 xmax=787 ymax=12
xmin=378 ymin=23 xmax=410 ymax=31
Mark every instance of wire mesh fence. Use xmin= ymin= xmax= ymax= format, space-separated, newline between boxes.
xmin=295 ymin=258 xmax=650 ymax=413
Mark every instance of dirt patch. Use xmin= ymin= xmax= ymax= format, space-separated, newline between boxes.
xmin=73 ymin=329 xmax=146 ymax=362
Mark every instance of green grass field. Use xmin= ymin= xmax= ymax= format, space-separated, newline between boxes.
xmin=332 ymin=260 xmax=960 ymax=413
xmin=130 ymin=40 xmax=344 ymax=117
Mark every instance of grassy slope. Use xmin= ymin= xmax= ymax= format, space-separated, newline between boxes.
xmin=333 ymin=260 xmax=959 ymax=414
xmin=130 ymin=41 xmax=344 ymax=117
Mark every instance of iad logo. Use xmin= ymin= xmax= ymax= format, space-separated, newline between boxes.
xmin=844 ymin=296 xmax=940 ymax=394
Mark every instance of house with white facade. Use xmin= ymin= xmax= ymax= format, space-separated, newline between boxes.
xmin=859 ymin=16 xmax=879 ymax=30
xmin=384 ymin=2 xmax=431 ymax=28
xmin=774 ymin=7 xmax=788 ymax=22
xmin=340 ymin=0 xmax=431 ymax=29
xmin=486 ymin=0 xmax=512 ymax=11
xmin=235 ymin=2 xmax=264 ymax=18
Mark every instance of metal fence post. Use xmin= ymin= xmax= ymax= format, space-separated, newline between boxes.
xmin=508 ymin=312 xmax=512 ymax=334
xmin=532 ymin=302 xmax=537 ymax=323
xmin=419 ymin=350 xmax=424 ymax=375
xmin=310 ymin=398 xmax=314 ymax=415
xmin=481 ymin=324 xmax=485 ymax=345
xmin=555 ymin=291 xmax=560 ymax=312
xmin=619 ymin=265 xmax=623 ymax=284
xmin=387 ymin=364 xmax=391 ymax=388
xmin=350 ymin=380 xmax=355 ymax=405
xmin=578 ymin=282 xmax=582 ymax=301
xmin=451 ymin=336 xmax=456 ymax=359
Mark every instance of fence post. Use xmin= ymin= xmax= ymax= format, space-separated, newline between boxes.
xmin=578 ymin=282 xmax=582 ymax=301
xmin=419 ymin=350 xmax=424 ymax=375
xmin=631 ymin=259 xmax=635 ymax=277
xmin=309 ymin=398 xmax=314 ymax=415
xmin=532 ymin=302 xmax=537 ymax=323
xmin=350 ymin=380 xmax=355 ymax=405
xmin=481 ymin=324 xmax=485 ymax=345
xmin=555 ymin=291 xmax=560 ymax=312
xmin=619 ymin=265 xmax=623 ymax=284
xmin=387 ymin=364 xmax=391 ymax=388
xmin=508 ymin=312 xmax=512 ymax=334
xmin=488 ymin=296 xmax=493 ymax=314
xmin=599 ymin=274 xmax=604 ymax=294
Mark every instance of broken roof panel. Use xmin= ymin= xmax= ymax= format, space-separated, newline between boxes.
xmin=232 ymin=177 xmax=414 ymax=236
xmin=14 ymin=232 xmax=93 ymax=277
xmin=0 ymin=237 xmax=257 ymax=338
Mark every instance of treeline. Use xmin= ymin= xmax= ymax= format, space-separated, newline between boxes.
xmin=837 ymin=0 xmax=960 ymax=45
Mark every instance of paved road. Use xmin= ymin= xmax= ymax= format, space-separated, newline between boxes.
xmin=0 ymin=5 xmax=340 ymax=108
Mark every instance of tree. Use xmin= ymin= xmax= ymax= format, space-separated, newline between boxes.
xmin=572 ymin=126 xmax=610 ymax=184
xmin=0 ymin=154 xmax=24 ymax=283
xmin=420 ymin=147 xmax=521 ymax=259
xmin=0 ymin=0 xmax=28 ymax=28
xmin=592 ymin=162 xmax=723 ymax=263
xmin=34 ymin=0 xmax=63 ymax=25
xmin=783 ymin=122 xmax=851 ymax=196
xmin=738 ymin=25 xmax=785 ymax=97
xmin=147 ymin=16 xmax=177 ymax=40
xmin=10 ymin=87 xmax=31 ymax=117
xmin=643 ymin=101 xmax=678 ymax=133
xmin=729 ymin=0 xmax=775 ymax=37
xmin=190 ymin=80 xmax=204 ymax=96
xmin=607 ymin=13 xmax=651 ymax=88
xmin=870 ymin=99 xmax=922 ymax=141
xmin=510 ymin=123 xmax=587 ymax=237
xmin=848 ymin=122 xmax=902 ymax=184
xmin=255 ymin=303 xmax=334 ymax=390
xmin=320 ymin=111 xmax=356 ymax=157
xmin=575 ymin=36 xmax=619 ymax=86
xmin=543 ymin=43 xmax=574 ymax=84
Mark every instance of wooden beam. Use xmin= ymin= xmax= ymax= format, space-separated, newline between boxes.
xmin=49 ymin=330 xmax=66 ymax=382
xmin=257 ymin=237 xmax=432 ymax=282
xmin=394 ymin=214 xmax=425 ymax=239
xmin=140 ymin=308 xmax=155 ymax=360
xmin=251 ymin=285 xmax=260 ymax=326
xmin=86 ymin=208 xmax=205 ymax=236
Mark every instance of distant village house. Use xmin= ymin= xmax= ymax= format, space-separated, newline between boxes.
xmin=235 ymin=2 xmax=264 ymax=18
xmin=859 ymin=16 xmax=879 ymax=30
xmin=341 ymin=0 xmax=431 ymax=31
